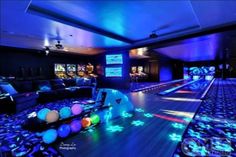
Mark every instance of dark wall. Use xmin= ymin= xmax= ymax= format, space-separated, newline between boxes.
xmin=130 ymin=58 xmax=150 ymax=74
xmin=149 ymin=60 xmax=159 ymax=81
xmin=130 ymin=56 xmax=184 ymax=82
xmin=0 ymin=46 xmax=95 ymax=79
xmin=172 ymin=60 xmax=184 ymax=80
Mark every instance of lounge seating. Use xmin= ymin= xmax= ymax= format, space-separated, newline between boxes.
xmin=0 ymin=82 xmax=38 ymax=113
xmin=0 ymin=78 xmax=96 ymax=113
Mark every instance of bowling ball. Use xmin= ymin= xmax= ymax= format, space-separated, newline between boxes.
xmin=81 ymin=118 xmax=91 ymax=128
xmin=70 ymin=120 xmax=82 ymax=133
xmin=46 ymin=110 xmax=59 ymax=123
xmin=58 ymin=124 xmax=71 ymax=138
xmin=37 ymin=108 xmax=50 ymax=121
xmin=42 ymin=129 xmax=57 ymax=144
xmin=71 ymin=104 xmax=83 ymax=115
xmin=90 ymin=114 xmax=100 ymax=125
xmin=59 ymin=107 xmax=72 ymax=119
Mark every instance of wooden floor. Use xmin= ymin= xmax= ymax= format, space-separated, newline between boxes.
xmin=55 ymin=80 xmax=209 ymax=157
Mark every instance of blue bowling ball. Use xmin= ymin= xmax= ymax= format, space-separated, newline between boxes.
xmin=59 ymin=107 xmax=72 ymax=119
xmin=42 ymin=129 xmax=57 ymax=144
xmin=58 ymin=124 xmax=71 ymax=138
xmin=37 ymin=108 xmax=51 ymax=121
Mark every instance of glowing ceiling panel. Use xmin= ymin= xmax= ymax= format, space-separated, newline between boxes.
xmin=0 ymin=0 xmax=236 ymax=56
xmin=154 ymin=34 xmax=221 ymax=61
xmin=0 ymin=0 xmax=128 ymax=54
xmin=29 ymin=0 xmax=200 ymax=40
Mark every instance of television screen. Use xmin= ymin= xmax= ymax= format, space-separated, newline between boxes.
xmin=106 ymin=54 xmax=123 ymax=64
xmin=67 ymin=64 xmax=76 ymax=72
xmin=105 ymin=67 xmax=122 ymax=77
xmin=55 ymin=64 xmax=65 ymax=72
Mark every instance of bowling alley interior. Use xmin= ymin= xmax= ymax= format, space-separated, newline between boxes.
xmin=1 ymin=1 xmax=236 ymax=157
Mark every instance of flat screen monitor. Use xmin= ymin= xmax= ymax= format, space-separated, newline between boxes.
xmin=106 ymin=54 xmax=123 ymax=65
xmin=105 ymin=67 xmax=122 ymax=77
xmin=55 ymin=64 xmax=66 ymax=72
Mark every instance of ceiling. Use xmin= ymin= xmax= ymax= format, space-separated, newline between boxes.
xmin=0 ymin=0 xmax=236 ymax=59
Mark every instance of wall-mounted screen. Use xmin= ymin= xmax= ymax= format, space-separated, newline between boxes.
xmin=105 ymin=67 xmax=122 ymax=77
xmin=106 ymin=54 xmax=123 ymax=64
xmin=55 ymin=64 xmax=65 ymax=72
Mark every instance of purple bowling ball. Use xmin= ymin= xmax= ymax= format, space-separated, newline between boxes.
xmin=71 ymin=104 xmax=83 ymax=115
xmin=70 ymin=120 xmax=82 ymax=133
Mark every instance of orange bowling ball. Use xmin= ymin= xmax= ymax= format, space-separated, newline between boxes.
xmin=81 ymin=118 xmax=91 ymax=128
xmin=46 ymin=110 xmax=59 ymax=123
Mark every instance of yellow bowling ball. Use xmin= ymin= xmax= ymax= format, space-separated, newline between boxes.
xmin=46 ymin=110 xmax=59 ymax=123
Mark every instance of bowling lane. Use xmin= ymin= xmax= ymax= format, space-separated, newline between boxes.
xmin=144 ymin=79 xmax=193 ymax=94
xmin=166 ymin=79 xmax=210 ymax=99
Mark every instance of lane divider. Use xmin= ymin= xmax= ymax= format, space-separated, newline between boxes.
xmin=200 ymin=78 xmax=215 ymax=100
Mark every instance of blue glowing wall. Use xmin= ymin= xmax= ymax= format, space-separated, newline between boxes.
xmin=159 ymin=60 xmax=173 ymax=82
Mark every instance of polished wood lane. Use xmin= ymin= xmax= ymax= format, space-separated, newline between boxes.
xmin=55 ymin=81 xmax=209 ymax=157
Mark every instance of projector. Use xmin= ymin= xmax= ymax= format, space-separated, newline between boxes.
xmin=55 ymin=41 xmax=64 ymax=49
xmin=149 ymin=32 xmax=158 ymax=38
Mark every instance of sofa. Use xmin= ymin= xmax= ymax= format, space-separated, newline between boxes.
xmin=0 ymin=82 xmax=38 ymax=113
xmin=0 ymin=78 xmax=96 ymax=113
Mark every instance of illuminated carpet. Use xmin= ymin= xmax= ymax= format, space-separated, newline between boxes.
xmin=0 ymin=98 xmax=90 ymax=157
xmin=173 ymin=79 xmax=236 ymax=156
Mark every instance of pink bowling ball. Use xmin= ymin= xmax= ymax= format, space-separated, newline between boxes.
xmin=71 ymin=104 xmax=83 ymax=115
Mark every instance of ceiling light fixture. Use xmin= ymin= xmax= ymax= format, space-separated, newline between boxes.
xmin=55 ymin=40 xmax=64 ymax=49
xmin=45 ymin=47 xmax=50 ymax=55
xmin=149 ymin=31 xmax=158 ymax=38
